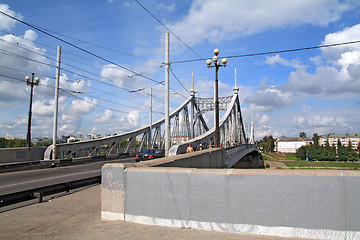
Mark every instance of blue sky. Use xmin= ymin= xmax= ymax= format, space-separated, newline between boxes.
xmin=0 ymin=0 xmax=360 ymax=140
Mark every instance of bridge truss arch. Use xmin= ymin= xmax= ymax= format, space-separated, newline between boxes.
xmin=44 ymin=90 xmax=258 ymax=168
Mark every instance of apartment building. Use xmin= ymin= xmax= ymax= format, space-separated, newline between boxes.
xmin=319 ymin=134 xmax=360 ymax=150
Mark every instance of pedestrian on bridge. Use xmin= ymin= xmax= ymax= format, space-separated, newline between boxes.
xmin=186 ymin=143 xmax=194 ymax=153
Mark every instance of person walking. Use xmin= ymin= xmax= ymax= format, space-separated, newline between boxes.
xmin=186 ymin=143 xmax=194 ymax=153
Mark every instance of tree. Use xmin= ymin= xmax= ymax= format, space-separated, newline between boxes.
xmin=346 ymin=144 xmax=358 ymax=161
xmin=34 ymin=139 xmax=52 ymax=147
xmin=0 ymin=138 xmax=7 ymax=148
xmin=312 ymin=133 xmax=319 ymax=146
xmin=268 ymin=135 xmax=275 ymax=152
xmin=296 ymin=145 xmax=308 ymax=160
xmin=299 ymin=132 xmax=307 ymax=139
xmin=258 ymin=135 xmax=275 ymax=152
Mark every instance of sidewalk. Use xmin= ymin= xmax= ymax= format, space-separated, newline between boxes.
xmin=0 ymin=185 xmax=305 ymax=240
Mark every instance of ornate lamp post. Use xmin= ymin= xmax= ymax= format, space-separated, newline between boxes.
xmin=206 ymin=49 xmax=227 ymax=147
xmin=25 ymin=73 xmax=40 ymax=159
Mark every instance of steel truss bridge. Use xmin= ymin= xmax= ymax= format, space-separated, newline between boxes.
xmin=44 ymin=89 xmax=262 ymax=168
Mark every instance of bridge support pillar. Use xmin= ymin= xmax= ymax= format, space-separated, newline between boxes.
xmin=233 ymin=151 xmax=264 ymax=169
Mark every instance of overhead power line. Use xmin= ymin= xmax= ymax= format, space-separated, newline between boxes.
xmin=169 ymin=66 xmax=190 ymax=96
xmin=171 ymin=40 xmax=360 ymax=64
xmin=0 ymin=73 xmax=164 ymax=114
xmin=0 ymin=23 xmax=188 ymax=100
xmin=133 ymin=0 xmax=203 ymax=59
xmin=0 ymin=10 xmax=163 ymax=86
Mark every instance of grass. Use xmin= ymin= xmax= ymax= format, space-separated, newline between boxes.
xmin=262 ymin=152 xmax=299 ymax=161
xmin=262 ymin=152 xmax=359 ymax=170
xmin=284 ymin=161 xmax=360 ymax=168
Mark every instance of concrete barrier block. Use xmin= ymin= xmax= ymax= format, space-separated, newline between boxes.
xmin=102 ymin=167 xmax=360 ymax=239
xmin=125 ymin=168 xmax=191 ymax=221
xmin=101 ymin=163 xmax=130 ymax=220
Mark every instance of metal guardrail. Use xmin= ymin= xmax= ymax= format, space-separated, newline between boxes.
xmin=0 ymin=161 xmax=45 ymax=173
xmin=0 ymin=176 xmax=100 ymax=208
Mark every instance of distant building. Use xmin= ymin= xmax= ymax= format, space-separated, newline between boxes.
xmin=319 ymin=134 xmax=360 ymax=150
xmin=275 ymin=137 xmax=313 ymax=153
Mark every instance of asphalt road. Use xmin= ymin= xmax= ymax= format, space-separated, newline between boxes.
xmin=0 ymin=157 xmax=135 ymax=196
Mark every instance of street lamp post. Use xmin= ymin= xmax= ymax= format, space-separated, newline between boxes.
xmin=206 ymin=49 xmax=227 ymax=147
xmin=25 ymin=73 xmax=40 ymax=160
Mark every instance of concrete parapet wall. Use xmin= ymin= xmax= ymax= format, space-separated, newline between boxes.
xmin=0 ymin=147 xmax=46 ymax=163
xmin=136 ymin=148 xmax=226 ymax=168
xmin=102 ymin=165 xmax=360 ymax=240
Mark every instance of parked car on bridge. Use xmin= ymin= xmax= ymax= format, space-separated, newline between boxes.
xmin=136 ymin=149 xmax=165 ymax=162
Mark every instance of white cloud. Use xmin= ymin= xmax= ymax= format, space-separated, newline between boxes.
xmin=265 ymin=54 xmax=306 ymax=69
xmin=167 ymin=0 xmax=354 ymax=46
xmin=284 ymin=23 xmax=360 ymax=95
xmin=116 ymin=110 xmax=140 ymax=133
xmin=0 ymin=30 xmax=50 ymax=84
xmin=253 ymin=114 xmax=280 ymax=139
xmin=0 ymin=4 xmax=23 ymax=31
xmin=101 ymin=64 xmax=147 ymax=90
xmin=157 ymin=3 xmax=175 ymax=12
xmin=245 ymin=79 xmax=296 ymax=112
xmin=94 ymin=109 xmax=114 ymax=123
xmin=258 ymin=114 xmax=270 ymax=126
xmin=126 ymin=110 xmax=140 ymax=127
xmin=292 ymin=112 xmax=350 ymax=134
xmin=67 ymin=97 xmax=97 ymax=115
xmin=0 ymin=80 xmax=27 ymax=103
xmin=321 ymin=23 xmax=360 ymax=62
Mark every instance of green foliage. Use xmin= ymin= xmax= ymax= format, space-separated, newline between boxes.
xmin=257 ymin=135 xmax=274 ymax=152
xmin=120 ymin=139 xmax=128 ymax=147
xmin=312 ymin=133 xmax=319 ymax=145
xmin=296 ymin=141 xmax=358 ymax=161
xmin=299 ymin=132 xmax=307 ymax=139
xmin=34 ymin=139 xmax=53 ymax=147
xmin=0 ymin=138 xmax=7 ymax=148
xmin=0 ymin=138 xmax=27 ymax=148
xmin=296 ymin=145 xmax=308 ymax=160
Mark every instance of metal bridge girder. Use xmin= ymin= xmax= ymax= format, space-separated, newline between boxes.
xmin=44 ymin=91 xmax=248 ymax=161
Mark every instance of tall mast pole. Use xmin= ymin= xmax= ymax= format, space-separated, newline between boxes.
xmin=52 ymin=46 xmax=61 ymax=160
xmin=165 ymin=32 xmax=170 ymax=156
xmin=149 ymin=86 xmax=152 ymax=148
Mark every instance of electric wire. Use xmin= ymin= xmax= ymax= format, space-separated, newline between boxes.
xmin=0 ymin=73 xmax=164 ymax=115
xmin=0 ymin=28 xmax=161 ymax=64
xmin=0 ymin=10 xmax=164 ymax=86
xmin=169 ymin=66 xmax=191 ymax=96
xmin=0 ymin=65 xmax=172 ymax=112
xmin=0 ymin=47 xmax=165 ymax=102
xmin=0 ymin=38 xmax=164 ymax=98
xmin=133 ymin=0 xmax=203 ymax=59
xmin=0 ymin=20 xmax=190 ymax=100
xmin=1 ymin=30 xmax=165 ymax=76
xmin=170 ymin=40 xmax=360 ymax=64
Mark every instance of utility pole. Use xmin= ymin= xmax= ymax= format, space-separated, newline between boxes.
xmin=164 ymin=32 xmax=170 ymax=156
xmin=149 ymin=86 xmax=152 ymax=148
xmin=52 ymin=46 xmax=61 ymax=160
